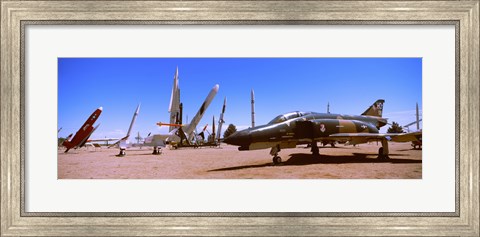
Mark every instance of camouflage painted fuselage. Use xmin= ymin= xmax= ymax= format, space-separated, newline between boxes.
xmin=224 ymin=112 xmax=387 ymax=151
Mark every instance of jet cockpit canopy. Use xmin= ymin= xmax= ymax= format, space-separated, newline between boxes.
xmin=267 ymin=111 xmax=311 ymax=124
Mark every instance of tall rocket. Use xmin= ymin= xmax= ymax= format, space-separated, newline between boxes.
xmin=416 ymin=103 xmax=420 ymax=131
xmin=168 ymin=67 xmax=180 ymax=132
xmin=217 ymin=97 xmax=226 ymax=143
xmin=251 ymin=89 xmax=255 ymax=128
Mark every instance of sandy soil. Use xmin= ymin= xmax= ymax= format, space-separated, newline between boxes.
xmin=58 ymin=142 xmax=422 ymax=179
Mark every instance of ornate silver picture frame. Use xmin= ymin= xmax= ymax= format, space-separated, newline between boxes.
xmin=1 ymin=1 xmax=478 ymax=236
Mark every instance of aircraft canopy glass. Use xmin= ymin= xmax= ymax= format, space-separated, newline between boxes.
xmin=268 ymin=112 xmax=308 ymax=124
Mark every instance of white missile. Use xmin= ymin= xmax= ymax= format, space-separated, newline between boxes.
xmin=184 ymin=84 xmax=219 ymax=140
xmin=125 ymin=104 xmax=141 ymax=139
xmin=217 ymin=97 xmax=227 ymax=142
xmin=251 ymin=89 xmax=255 ymax=128
xmin=168 ymin=67 xmax=180 ymax=131
xmin=416 ymin=102 xmax=420 ymax=131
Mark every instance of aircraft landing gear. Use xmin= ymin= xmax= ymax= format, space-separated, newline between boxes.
xmin=116 ymin=149 xmax=126 ymax=157
xmin=378 ymin=139 xmax=390 ymax=160
xmin=270 ymin=145 xmax=282 ymax=165
xmin=273 ymin=156 xmax=282 ymax=165
xmin=311 ymin=141 xmax=320 ymax=157
xmin=152 ymin=147 xmax=162 ymax=155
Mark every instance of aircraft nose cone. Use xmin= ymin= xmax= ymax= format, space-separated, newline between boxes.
xmin=224 ymin=130 xmax=251 ymax=146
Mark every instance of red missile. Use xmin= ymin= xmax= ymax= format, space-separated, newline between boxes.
xmin=63 ymin=107 xmax=102 ymax=152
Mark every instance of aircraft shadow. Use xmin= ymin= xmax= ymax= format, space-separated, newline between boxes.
xmin=397 ymin=148 xmax=422 ymax=151
xmin=284 ymin=153 xmax=421 ymax=166
xmin=208 ymin=153 xmax=421 ymax=172
xmin=208 ymin=162 xmax=275 ymax=172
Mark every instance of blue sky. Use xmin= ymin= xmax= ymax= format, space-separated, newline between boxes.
xmin=58 ymin=58 xmax=422 ymax=141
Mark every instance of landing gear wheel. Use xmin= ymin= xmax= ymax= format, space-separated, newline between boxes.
xmin=117 ymin=149 xmax=126 ymax=157
xmin=273 ymin=156 xmax=282 ymax=165
xmin=152 ymin=147 xmax=162 ymax=155
xmin=311 ymin=142 xmax=320 ymax=157
xmin=377 ymin=147 xmax=390 ymax=160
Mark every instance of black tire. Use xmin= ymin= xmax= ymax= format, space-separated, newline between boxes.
xmin=377 ymin=147 xmax=386 ymax=159
xmin=273 ymin=156 xmax=282 ymax=165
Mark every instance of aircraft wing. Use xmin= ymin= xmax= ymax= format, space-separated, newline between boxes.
xmin=389 ymin=131 xmax=422 ymax=142
xmin=143 ymin=134 xmax=171 ymax=147
xmin=107 ymin=136 xmax=129 ymax=148
xmin=328 ymin=131 xmax=422 ymax=145
xmin=403 ymin=119 xmax=423 ymax=128
xmin=88 ymin=138 xmax=119 ymax=142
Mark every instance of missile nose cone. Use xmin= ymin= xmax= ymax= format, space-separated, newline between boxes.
xmin=136 ymin=104 xmax=141 ymax=113
xmin=98 ymin=106 xmax=103 ymax=111
xmin=213 ymin=84 xmax=219 ymax=92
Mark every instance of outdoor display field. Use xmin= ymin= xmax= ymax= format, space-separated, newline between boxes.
xmin=58 ymin=143 xmax=422 ymax=179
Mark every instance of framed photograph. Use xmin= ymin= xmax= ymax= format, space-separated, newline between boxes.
xmin=1 ymin=0 xmax=478 ymax=236
xmin=56 ymin=57 xmax=423 ymax=179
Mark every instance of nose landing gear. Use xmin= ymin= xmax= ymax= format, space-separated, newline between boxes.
xmin=270 ymin=145 xmax=282 ymax=165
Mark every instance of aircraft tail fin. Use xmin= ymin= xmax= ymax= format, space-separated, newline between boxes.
xmin=65 ymin=133 xmax=73 ymax=142
xmin=361 ymin=99 xmax=385 ymax=117
xmin=62 ymin=134 xmax=74 ymax=151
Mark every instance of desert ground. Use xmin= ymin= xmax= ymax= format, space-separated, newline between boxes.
xmin=58 ymin=142 xmax=422 ymax=179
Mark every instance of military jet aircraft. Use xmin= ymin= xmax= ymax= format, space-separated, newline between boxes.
xmin=224 ymin=99 xmax=421 ymax=164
